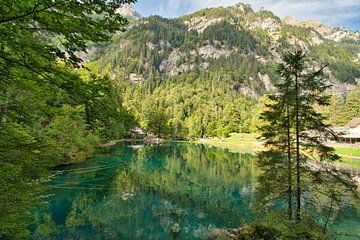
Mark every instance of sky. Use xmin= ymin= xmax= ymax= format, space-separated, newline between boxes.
xmin=134 ymin=0 xmax=360 ymax=32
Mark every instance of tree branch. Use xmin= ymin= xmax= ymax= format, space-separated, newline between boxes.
xmin=0 ymin=0 xmax=63 ymax=24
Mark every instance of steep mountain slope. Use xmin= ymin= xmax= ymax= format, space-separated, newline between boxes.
xmin=116 ymin=3 xmax=142 ymax=20
xmin=94 ymin=3 xmax=360 ymax=96
xmin=89 ymin=3 xmax=360 ymax=138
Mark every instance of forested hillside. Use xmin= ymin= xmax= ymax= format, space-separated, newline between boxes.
xmin=91 ymin=3 xmax=360 ymax=138
xmin=1 ymin=1 xmax=360 ymax=238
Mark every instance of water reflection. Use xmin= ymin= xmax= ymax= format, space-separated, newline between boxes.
xmin=33 ymin=143 xmax=258 ymax=239
xmin=32 ymin=143 xmax=359 ymax=239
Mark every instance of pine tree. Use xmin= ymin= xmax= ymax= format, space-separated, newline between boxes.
xmin=256 ymin=50 xmax=353 ymax=223
xmin=256 ymin=67 xmax=295 ymax=220
xmin=344 ymin=84 xmax=360 ymax=121
xmin=324 ymin=92 xmax=346 ymax=126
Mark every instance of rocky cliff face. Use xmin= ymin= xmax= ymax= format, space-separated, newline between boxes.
xmin=282 ymin=16 xmax=360 ymax=43
xmin=93 ymin=2 xmax=360 ymax=97
xmin=116 ymin=4 xmax=142 ymax=21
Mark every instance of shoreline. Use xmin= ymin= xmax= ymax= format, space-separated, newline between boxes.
xmin=100 ymin=137 xmax=163 ymax=147
xmin=198 ymin=137 xmax=360 ymax=160
xmin=196 ymin=136 xmax=360 ymax=189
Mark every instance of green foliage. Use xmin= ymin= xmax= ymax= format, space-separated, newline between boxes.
xmin=96 ymin=16 xmax=197 ymax=78
xmin=320 ymin=92 xmax=347 ymax=126
xmin=33 ymin=143 xmax=259 ymax=239
xmin=41 ymin=105 xmax=100 ymax=165
xmin=93 ymin=7 xmax=359 ymax=142
xmin=281 ymin=25 xmax=312 ymax=41
xmin=1 ymin=1 xmax=359 ymax=238
xmin=121 ymin=72 xmax=257 ymax=139
xmin=246 ymin=9 xmax=281 ymax=25
xmin=237 ymin=223 xmax=281 ymax=240
xmin=255 ymin=50 xmax=357 ymax=228
xmin=78 ymin=69 xmax=136 ymax=139
xmin=255 ymin=10 xmax=280 ymax=21
xmin=237 ymin=216 xmax=327 ymax=240
xmin=180 ymin=4 xmax=253 ymax=22
xmin=36 ymin=213 xmax=58 ymax=237
xmin=0 ymin=122 xmax=40 ymax=239
xmin=320 ymin=84 xmax=360 ymax=126
xmin=183 ymin=7 xmax=231 ymax=20
xmin=201 ymin=21 xmax=257 ymax=52
xmin=95 ymin=14 xmax=269 ymax=87
xmin=344 ymin=83 xmax=360 ymax=121
xmin=140 ymin=104 xmax=170 ymax=137
xmin=0 ymin=0 xmax=136 ymax=238
xmin=309 ymin=43 xmax=360 ymax=84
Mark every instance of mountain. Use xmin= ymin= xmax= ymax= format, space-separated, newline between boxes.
xmin=116 ymin=4 xmax=142 ymax=21
xmin=89 ymin=3 xmax=360 ymax=138
xmin=93 ymin=2 xmax=360 ymax=96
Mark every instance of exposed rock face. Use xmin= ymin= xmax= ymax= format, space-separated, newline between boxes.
xmin=353 ymin=53 xmax=360 ymax=64
xmin=116 ymin=4 xmax=142 ymax=20
xmin=309 ymin=31 xmax=324 ymax=45
xmin=328 ymin=29 xmax=360 ymax=42
xmin=248 ymin=17 xmax=282 ymax=41
xmin=159 ymin=50 xmax=195 ymax=77
xmin=75 ymin=46 xmax=97 ymax=63
xmin=197 ymin=45 xmax=232 ymax=59
xmin=240 ymin=85 xmax=259 ymax=98
xmin=282 ymin=16 xmax=360 ymax=42
xmin=93 ymin=3 xmax=360 ymax=98
xmin=159 ymin=45 xmax=231 ymax=77
xmin=146 ymin=42 xmax=156 ymax=50
xmin=129 ymin=73 xmax=144 ymax=84
xmin=286 ymin=37 xmax=309 ymax=51
xmin=331 ymin=82 xmax=356 ymax=96
xmin=258 ymin=73 xmax=274 ymax=92
xmin=206 ymin=228 xmax=242 ymax=240
xmin=184 ymin=17 xmax=224 ymax=33
xmin=234 ymin=3 xmax=252 ymax=13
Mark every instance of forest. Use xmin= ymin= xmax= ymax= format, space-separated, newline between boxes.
xmin=0 ymin=0 xmax=137 ymax=238
xmin=0 ymin=0 xmax=359 ymax=239
xmin=94 ymin=13 xmax=360 ymax=139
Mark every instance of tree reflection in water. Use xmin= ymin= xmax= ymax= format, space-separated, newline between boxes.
xmin=32 ymin=143 xmax=359 ymax=239
xmin=33 ymin=143 xmax=257 ymax=239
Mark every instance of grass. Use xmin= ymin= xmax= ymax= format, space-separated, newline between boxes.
xmin=333 ymin=147 xmax=360 ymax=170
xmin=333 ymin=147 xmax=360 ymax=158
xmin=196 ymin=133 xmax=360 ymax=171
xmin=196 ymin=133 xmax=262 ymax=154
xmin=335 ymin=157 xmax=360 ymax=169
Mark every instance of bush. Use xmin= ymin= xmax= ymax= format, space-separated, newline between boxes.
xmin=237 ymin=223 xmax=280 ymax=240
xmin=43 ymin=105 xmax=100 ymax=165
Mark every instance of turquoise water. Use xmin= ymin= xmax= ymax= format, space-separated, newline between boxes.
xmin=32 ymin=143 xmax=359 ymax=239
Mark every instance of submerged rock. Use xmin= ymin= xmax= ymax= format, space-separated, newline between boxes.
xmin=170 ymin=223 xmax=181 ymax=240
xmin=121 ymin=192 xmax=135 ymax=201
xmin=100 ymin=140 xmax=122 ymax=147
xmin=206 ymin=228 xmax=242 ymax=240
xmin=207 ymin=230 xmax=231 ymax=240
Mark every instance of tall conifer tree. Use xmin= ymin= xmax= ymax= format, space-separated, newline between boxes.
xmin=256 ymin=50 xmax=353 ymax=223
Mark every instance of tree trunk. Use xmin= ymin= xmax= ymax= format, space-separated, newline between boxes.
xmin=85 ymin=103 xmax=92 ymax=126
xmin=295 ymin=74 xmax=301 ymax=222
xmin=323 ymin=199 xmax=334 ymax=235
xmin=286 ymin=104 xmax=293 ymax=220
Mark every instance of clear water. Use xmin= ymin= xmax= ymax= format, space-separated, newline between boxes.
xmin=32 ymin=143 xmax=359 ymax=239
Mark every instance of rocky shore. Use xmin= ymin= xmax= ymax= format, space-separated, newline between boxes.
xmin=100 ymin=136 xmax=163 ymax=147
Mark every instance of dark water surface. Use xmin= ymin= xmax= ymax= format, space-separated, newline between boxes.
xmin=32 ymin=143 xmax=359 ymax=239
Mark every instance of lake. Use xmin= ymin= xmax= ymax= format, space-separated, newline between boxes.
xmin=32 ymin=143 xmax=360 ymax=239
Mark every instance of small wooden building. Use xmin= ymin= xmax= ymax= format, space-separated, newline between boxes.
xmin=338 ymin=118 xmax=360 ymax=143
xmin=130 ymin=127 xmax=147 ymax=139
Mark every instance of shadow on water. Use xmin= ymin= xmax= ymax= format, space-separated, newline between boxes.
xmin=32 ymin=142 xmax=359 ymax=239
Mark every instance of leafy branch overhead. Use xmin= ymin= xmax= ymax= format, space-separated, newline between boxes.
xmin=0 ymin=1 xmax=136 ymax=239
